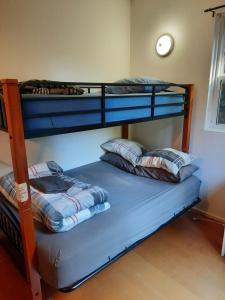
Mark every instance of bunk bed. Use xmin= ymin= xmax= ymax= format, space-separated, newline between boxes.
xmin=0 ymin=79 xmax=199 ymax=300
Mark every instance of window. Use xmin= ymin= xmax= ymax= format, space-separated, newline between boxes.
xmin=205 ymin=13 xmax=225 ymax=132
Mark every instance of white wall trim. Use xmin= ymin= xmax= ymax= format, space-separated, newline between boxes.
xmin=192 ymin=207 xmax=225 ymax=225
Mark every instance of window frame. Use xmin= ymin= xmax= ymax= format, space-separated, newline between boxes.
xmin=205 ymin=13 xmax=225 ymax=132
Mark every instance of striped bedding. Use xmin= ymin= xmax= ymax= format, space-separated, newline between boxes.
xmin=0 ymin=162 xmax=110 ymax=232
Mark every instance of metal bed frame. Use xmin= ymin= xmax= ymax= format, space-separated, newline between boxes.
xmin=0 ymin=79 xmax=194 ymax=299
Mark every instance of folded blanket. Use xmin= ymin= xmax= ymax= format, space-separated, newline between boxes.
xmin=0 ymin=162 xmax=110 ymax=232
xmin=30 ymin=176 xmax=74 ymax=194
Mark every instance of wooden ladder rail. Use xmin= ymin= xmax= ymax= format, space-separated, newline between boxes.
xmin=182 ymin=84 xmax=194 ymax=153
xmin=1 ymin=79 xmax=42 ymax=300
xmin=121 ymin=124 xmax=129 ymax=139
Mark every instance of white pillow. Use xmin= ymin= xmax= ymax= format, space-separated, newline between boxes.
xmin=101 ymin=138 xmax=143 ymax=166
xmin=137 ymin=148 xmax=196 ymax=175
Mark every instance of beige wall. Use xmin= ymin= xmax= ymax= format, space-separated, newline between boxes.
xmin=131 ymin=0 xmax=225 ymax=220
xmin=0 ymin=0 xmax=130 ymax=173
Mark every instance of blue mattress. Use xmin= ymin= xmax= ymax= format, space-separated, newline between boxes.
xmin=21 ymin=92 xmax=184 ymax=132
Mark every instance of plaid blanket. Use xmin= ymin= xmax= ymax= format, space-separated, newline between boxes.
xmin=0 ymin=162 xmax=110 ymax=232
xmin=19 ymin=80 xmax=84 ymax=95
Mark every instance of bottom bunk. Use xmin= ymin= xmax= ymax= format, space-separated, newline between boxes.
xmin=0 ymin=160 xmax=201 ymax=290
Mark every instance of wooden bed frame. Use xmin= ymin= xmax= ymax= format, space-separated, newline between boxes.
xmin=0 ymin=79 xmax=194 ymax=300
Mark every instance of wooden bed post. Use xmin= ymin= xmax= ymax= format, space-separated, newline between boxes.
xmin=122 ymin=124 xmax=129 ymax=139
xmin=182 ymin=84 xmax=194 ymax=153
xmin=1 ymin=79 xmax=42 ymax=300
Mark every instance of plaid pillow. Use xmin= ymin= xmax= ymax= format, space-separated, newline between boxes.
xmin=101 ymin=152 xmax=198 ymax=183
xmin=137 ymin=148 xmax=196 ymax=175
xmin=101 ymin=138 xmax=143 ymax=166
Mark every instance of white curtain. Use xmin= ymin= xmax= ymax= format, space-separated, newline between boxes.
xmin=205 ymin=13 xmax=225 ymax=130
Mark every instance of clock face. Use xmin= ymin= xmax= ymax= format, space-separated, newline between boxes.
xmin=156 ymin=34 xmax=174 ymax=57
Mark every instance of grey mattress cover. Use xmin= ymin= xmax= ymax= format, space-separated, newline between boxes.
xmin=33 ymin=161 xmax=200 ymax=289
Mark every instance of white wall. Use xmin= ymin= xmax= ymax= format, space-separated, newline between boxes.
xmin=0 ymin=0 xmax=130 ymax=172
xmin=0 ymin=161 xmax=12 ymax=176
xmin=131 ymin=0 xmax=225 ymax=220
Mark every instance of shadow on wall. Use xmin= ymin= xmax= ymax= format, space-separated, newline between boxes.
xmin=0 ymin=160 xmax=12 ymax=176
xmin=0 ymin=127 xmax=121 ymax=173
xmin=24 ymin=127 xmax=121 ymax=171
xmin=131 ymin=117 xmax=183 ymax=150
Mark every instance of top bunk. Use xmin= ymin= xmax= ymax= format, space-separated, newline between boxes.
xmin=0 ymin=79 xmax=192 ymax=139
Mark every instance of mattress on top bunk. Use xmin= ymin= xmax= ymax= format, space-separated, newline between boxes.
xmin=0 ymin=161 xmax=201 ymax=289
xmin=21 ymin=92 xmax=185 ymax=131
